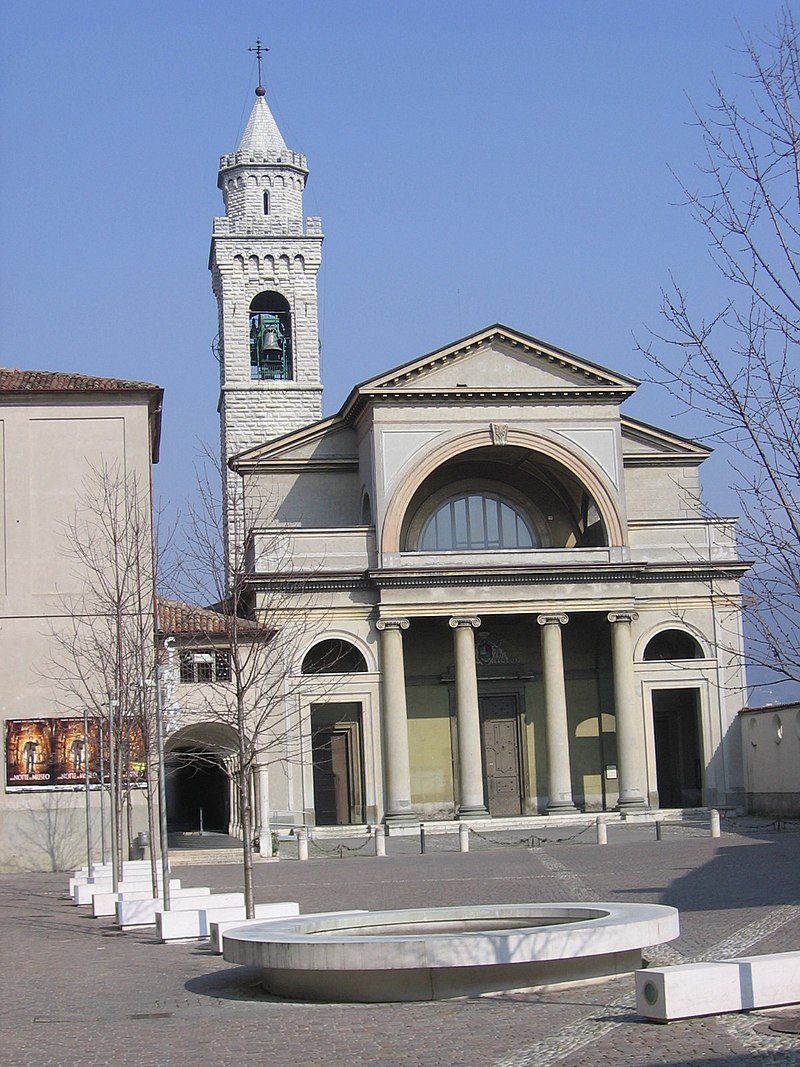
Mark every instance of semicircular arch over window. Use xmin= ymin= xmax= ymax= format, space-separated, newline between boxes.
xmin=643 ymin=629 xmax=704 ymax=661
xmin=302 ymin=639 xmax=368 ymax=674
xmin=418 ymin=491 xmax=537 ymax=552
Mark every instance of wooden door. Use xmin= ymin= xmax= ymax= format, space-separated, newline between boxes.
xmin=481 ymin=696 xmax=523 ymax=816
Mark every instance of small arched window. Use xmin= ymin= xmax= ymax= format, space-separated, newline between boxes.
xmin=302 ymin=639 xmax=368 ymax=674
xmin=418 ymin=492 xmax=536 ymax=552
xmin=643 ymin=629 xmax=703 ymax=660
xmin=263 ymin=190 xmax=270 ymax=215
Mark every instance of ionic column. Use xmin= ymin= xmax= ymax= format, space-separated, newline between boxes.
xmin=376 ymin=619 xmax=416 ymax=823
xmin=608 ymin=611 xmax=647 ymax=810
xmin=537 ymin=614 xmax=578 ymax=813
xmin=449 ymin=616 xmax=489 ymax=819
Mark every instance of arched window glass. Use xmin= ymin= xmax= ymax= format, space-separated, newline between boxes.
xmin=263 ymin=190 xmax=270 ymax=215
xmin=418 ymin=493 xmax=536 ymax=551
xmin=302 ymin=639 xmax=367 ymax=674
xmin=643 ymin=629 xmax=703 ymax=660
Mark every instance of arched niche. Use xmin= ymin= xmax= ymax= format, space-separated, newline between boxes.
xmin=383 ymin=428 xmax=624 ymax=555
xmin=249 ymin=291 xmax=293 ymax=380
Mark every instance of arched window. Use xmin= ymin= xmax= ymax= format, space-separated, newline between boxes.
xmin=643 ymin=629 xmax=704 ymax=661
xmin=302 ymin=639 xmax=367 ymax=674
xmin=418 ymin=492 xmax=536 ymax=551
xmin=263 ymin=190 xmax=270 ymax=215
xmin=249 ymin=291 xmax=292 ymax=380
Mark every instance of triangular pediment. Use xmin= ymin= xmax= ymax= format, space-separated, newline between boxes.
xmin=621 ymin=416 xmax=711 ymax=465
xmin=231 ymin=415 xmax=357 ymax=472
xmin=348 ymin=325 xmax=638 ymax=407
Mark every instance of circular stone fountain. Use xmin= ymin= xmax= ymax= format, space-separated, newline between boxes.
xmin=222 ymin=902 xmax=680 ymax=1001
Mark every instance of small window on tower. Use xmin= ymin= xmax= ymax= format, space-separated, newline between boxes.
xmin=263 ymin=190 xmax=270 ymax=215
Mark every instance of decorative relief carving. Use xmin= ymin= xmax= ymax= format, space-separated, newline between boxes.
xmin=490 ymin=423 xmax=509 ymax=446
xmin=607 ymin=611 xmax=639 ymax=625
xmin=376 ymin=618 xmax=410 ymax=632
xmin=448 ymin=616 xmax=481 ymax=630
xmin=537 ymin=613 xmax=569 ymax=627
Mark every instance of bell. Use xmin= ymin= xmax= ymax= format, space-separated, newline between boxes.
xmin=261 ymin=326 xmax=281 ymax=355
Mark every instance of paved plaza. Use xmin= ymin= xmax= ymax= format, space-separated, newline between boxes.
xmin=1 ymin=823 xmax=799 ymax=1066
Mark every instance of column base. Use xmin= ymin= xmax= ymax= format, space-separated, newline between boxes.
xmin=546 ymin=801 xmax=579 ymax=815
xmin=384 ymin=811 xmax=419 ymax=826
xmin=616 ymin=796 xmax=649 ymax=813
xmin=457 ymin=806 xmax=490 ymax=819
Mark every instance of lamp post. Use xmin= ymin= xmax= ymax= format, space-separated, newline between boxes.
xmin=108 ymin=696 xmax=120 ymax=892
xmin=82 ymin=707 xmax=93 ymax=880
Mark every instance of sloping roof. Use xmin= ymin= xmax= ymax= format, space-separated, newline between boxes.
xmin=0 ymin=368 xmax=164 ymax=462
xmin=0 ymin=368 xmax=160 ymax=393
xmin=157 ymin=597 xmax=257 ymax=637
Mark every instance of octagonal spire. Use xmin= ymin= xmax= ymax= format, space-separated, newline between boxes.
xmin=237 ymin=92 xmax=289 ymax=155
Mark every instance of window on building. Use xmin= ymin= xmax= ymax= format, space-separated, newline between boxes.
xmin=418 ymin=492 xmax=536 ymax=551
xmin=263 ymin=190 xmax=270 ymax=215
xmin=643 ymin=630 xmax=703 ymax=660
xmin=302 ymin=639 xmax=368 ymax=674
xmin=179 ymin=650 xmax=231 ymax=683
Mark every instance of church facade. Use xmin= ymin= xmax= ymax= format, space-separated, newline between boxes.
xmin=193 ymin=83 xmax=750 ymax=831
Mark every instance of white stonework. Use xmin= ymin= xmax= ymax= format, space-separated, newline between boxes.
xmin=210 ymin=89 xmax=323 ymax=477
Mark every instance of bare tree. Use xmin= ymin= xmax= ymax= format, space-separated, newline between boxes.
xmin=50 ymin=461 xmax=164 ymax=890
xmin=638 ymin=8 xmax=800 ymax=688
xmin=176 ymin=452 xmax=329 ymax=917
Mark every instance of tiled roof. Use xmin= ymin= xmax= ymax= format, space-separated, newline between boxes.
xmin=0 ymin=368 xmax=161 ymax=394
xmin=157 ymin=597 xmax=256 ymax=637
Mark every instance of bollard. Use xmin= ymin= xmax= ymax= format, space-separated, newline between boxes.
xmin=374 ymin=826 xmax=386 ymax=857
xmin=297 ymin=826 xmax=309 ymax=861
xmin=595 ymin=816 xmax=607 ymax=846
xmin=420 ymin=824 xmax=426 ymax=854
xmin=655 ymin=819 xmax=663 ymax=842
xmin=710 ymin=809 xmax=721 ymax=839
xmin=459 ymin=824 xmax=470 ymax=853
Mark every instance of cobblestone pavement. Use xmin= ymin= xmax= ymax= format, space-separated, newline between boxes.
xmin=1 ymin=827 xmax=799 ymax=1067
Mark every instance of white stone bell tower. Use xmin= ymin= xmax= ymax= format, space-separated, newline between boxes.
xmin=210 ymin=57 xmax=323 ymax=473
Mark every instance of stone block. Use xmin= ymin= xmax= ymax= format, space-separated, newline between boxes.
xmin=116 ymin=891 xmax=243 ymax=929
xmin=73 ymin=876 xmax=176 ymax=906
xmin=635 ymin=952 xmax=800 ymax=1021
xmin=91 ymin=883 xmax=208 ymax=918
xmin=158 ymin=900 xmax=300 ymax=943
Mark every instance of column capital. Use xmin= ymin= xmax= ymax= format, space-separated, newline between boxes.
xmin=376 ymin=618 xmax=410 ymax=632
xmin=448 ymin=616 xmax=481 ymax=630
xmin=607 ymin=611 xmax=639 ymax=625
xmin=537 ymin=613 xmax=569 ymax=627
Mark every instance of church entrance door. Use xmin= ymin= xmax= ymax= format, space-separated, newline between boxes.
xmin=481 ymin=695 xmax=524 ymax=816
xmin=652 ymin=688 xmax=703 ymax=808
xmin=311 ymin=704 xmax=365 ymax=825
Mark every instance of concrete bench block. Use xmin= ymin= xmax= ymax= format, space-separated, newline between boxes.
xmin=91 ymin=883 xmax=206 ymax=917
xmin=636 ymin=951 xmax=800 ymax=1021
xmin=74 ymin=877 xmax=176 ymax=906
xmin=69 ymin=862 xmax=158 ymax=895
xmin=117 ymin=891 xmax=243 ymax=929
xmin=211 ymin=908 xmax=364 ymax=954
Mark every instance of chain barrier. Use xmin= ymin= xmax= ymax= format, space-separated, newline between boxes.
xmin=307 ymin=833 xmax=375 ymax=858
xmin=468 ymin=821 xmax=597 ymax=849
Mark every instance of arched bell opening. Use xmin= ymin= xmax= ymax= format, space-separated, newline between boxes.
xmin=400 ymin=445 xmax=608 ymax=552
xmin=249 ymin=290 xmax=293 ymax=380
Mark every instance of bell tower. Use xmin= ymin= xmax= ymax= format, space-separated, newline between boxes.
xmin=211 ymin=48 xmax=323 ymax=472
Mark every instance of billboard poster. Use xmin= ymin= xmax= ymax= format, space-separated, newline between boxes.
xmin=5 ymin=717 xmax=146 ymax=790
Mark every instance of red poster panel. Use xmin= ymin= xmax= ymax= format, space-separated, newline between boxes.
xmin=5 ymin=718 xmax=146 ymax=790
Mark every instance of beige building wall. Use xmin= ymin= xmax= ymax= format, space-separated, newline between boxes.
xmin=0 ymin=376 xmax=161 ymax=872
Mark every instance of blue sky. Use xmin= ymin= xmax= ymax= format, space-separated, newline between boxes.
xmin=0 ymin=1 xmax=790 ymax=520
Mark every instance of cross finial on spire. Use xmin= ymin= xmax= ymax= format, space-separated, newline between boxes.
xmin=249 ymin=38 xmax=269 ymax=96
